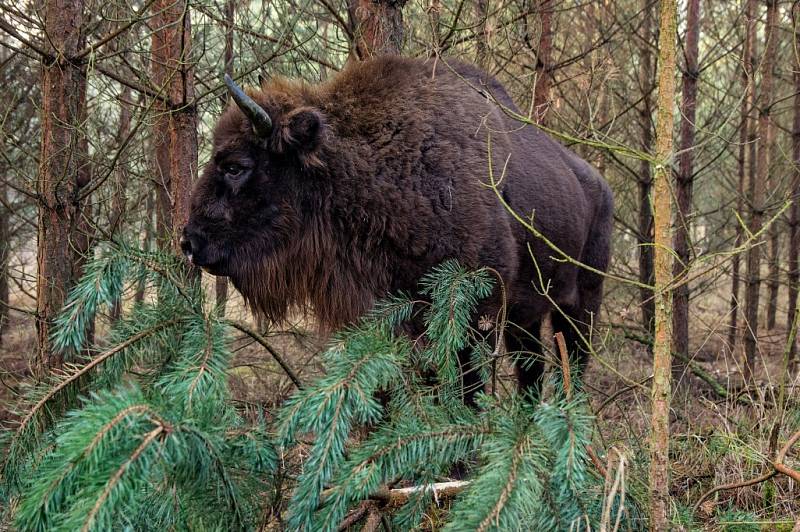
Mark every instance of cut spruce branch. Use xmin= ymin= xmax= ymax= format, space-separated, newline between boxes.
xmin=333 ymin=480 xmax=472 ymax=529
xmin=370 ymin=480 xmax=471 ymax=505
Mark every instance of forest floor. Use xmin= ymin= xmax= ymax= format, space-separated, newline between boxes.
xmin=1 ymin=281 xmax=798 ymax=530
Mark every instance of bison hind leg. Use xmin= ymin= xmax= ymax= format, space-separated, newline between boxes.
xmin=550 ymin=262 xmax=606 ymax=385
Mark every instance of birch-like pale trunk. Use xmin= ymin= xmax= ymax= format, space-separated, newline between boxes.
xmin=649 ymin=0 xmax=677 ymax=527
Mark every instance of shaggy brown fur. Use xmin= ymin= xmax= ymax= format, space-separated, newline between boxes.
xmin=183 ymin=56 xmax=613 ymax=400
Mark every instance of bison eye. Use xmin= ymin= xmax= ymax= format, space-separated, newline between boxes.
xmin=222 ymin=163 xmax=244 ymax=178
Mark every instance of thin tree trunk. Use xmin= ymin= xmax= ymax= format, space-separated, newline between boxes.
xmin=428 ymin=0 xmax=441 ymax=51
xmin=110 ymin=87 xmax=132 ymax=322
xmin=766 ymin=88 xmax=781 ymax=331
xmin=638 ymin=0 xmax=656 ymax=339
xmin=348 ymin=0 xmax=408 ymax=59
xmin=532 ymin=0 xmax=553 ymax=125
xmin=788 ymin=2 xmax=800 ymax=364
xmin=215 ymin=0 xmax=235 ymax=315
xmin=729 ymin=0 xmax=757 ymax=352
xmin=110 ymin=87 xmax=132 ymax=238
xmin=474 ymin=0 xmax=489 ymax=68
xmin=36 ymin=0 xmax=88 ymax=372
xmin=134 ymin=190 xmax=155 ymax=304
xmin=151 ymin=0 xmax=198 ymax=255
xmin=766 ymin=232 xmax=780 ymax=329
xmin=151 ymin=3 xmax=172 ymax=250
xmin=744 ymin=0 xmax=777 ymax=380
xmin=649 ymin=0 xmax=677 ymax=527
xmin=0 ymin=178 xmax=7 ymax=347
xmin=672 ymin=0 xmax=701 ymax=377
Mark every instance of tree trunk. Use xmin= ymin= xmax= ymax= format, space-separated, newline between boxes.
xmin=531 ymin=0 xmax=553 ymax=125
xmin=36 ymin=0 xmax=88 ymax=372
xmin=766 ymin=230 xmax=780 ymax=329
xmin=638 ymin=0 xmax=656 ymax=339
xmin=788 ymin=2 xmax=800 ymax=363
xmin=474 ymin=0 xmax=489 ymax=68
xmin=109 ymin=87 xmax=132 ymax=322
xmin=134 ymin=190 xmax=155 ymax=304
xmin=671 ymin=0 xmax=701 ymax=377
xmin=744 ymin=0 xmax=777 ymax=380
xmin=649 ymin=0 xmax=677 ymax=528
xmin=215 ymin=0 xmax=235 ymax=315
xmin=151 ymin=0 xmax=198 ymax=255
xmin=109 ymin=87 xmax=132 ymax=239
xmin=0 ymin=178 xmax=7 ymax=347
xmin=729 ymin=0 xmax=757 ymax=352
xmin=348 ymin=0 xmax=408 ymax=59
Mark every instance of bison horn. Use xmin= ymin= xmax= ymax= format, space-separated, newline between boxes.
xmin=224 ymin=73 xmax=272 ymax=137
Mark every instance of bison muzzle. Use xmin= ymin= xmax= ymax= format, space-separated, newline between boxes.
xmin=182 ymin=56 xmax=613 ymax=403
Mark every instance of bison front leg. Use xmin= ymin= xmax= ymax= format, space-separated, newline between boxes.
xmin=505 ymin=322 xmax=546 ymax=399
xmin=457 ymin=347 xmax=485 ymax=408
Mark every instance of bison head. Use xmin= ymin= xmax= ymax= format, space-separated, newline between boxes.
xmin=181 ymin=75 xmax=333 ymax=321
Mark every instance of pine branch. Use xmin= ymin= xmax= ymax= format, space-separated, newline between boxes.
xmin=2 ymin=319 xmax=183 ymax=491
xmin=227 ymin=319 xmax=302 ymax=389
xmin=82 ymin=423 xmax=166 ymax=532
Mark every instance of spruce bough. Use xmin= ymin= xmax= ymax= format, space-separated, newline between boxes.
xmin=0 ymin=247 xmax=637 ymax=530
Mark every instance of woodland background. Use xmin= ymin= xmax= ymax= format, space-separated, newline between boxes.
xmin=0 ymin=0 xmax=799 ymax=529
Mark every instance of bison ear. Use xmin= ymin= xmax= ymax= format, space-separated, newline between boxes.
xmin=274 ymin=106 xmax=326 ymax=165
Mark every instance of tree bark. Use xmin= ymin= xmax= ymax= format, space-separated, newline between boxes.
xmin=531 ymin=0 xmax=554 ymax=125
xmin=671 ymin=0 xmax=701 ymax=376
xmin=215 ymin=0 xmax=235 ymax=315
xmin=134 ymin=190 xmax=155 ymax=304
xmin=474 ymin=0 xmax=489 ymax=68
xmin=638 ymin=0 xmax=656 ymax=339
xmin=729 ymin=0 xmax=757 ymax=352
xmin=109 ymin=87 xmax=132 ymax=239
xmin=109 ymin=87 xmax=132 ymax=322
xmin=788 ymin=2 xmax=800 ymax=363
xmin=151 ymin=0 xmax=198 ymax=255
xmin=744 ymin=0 xmax=777 ymax=380
xmin=649 ymin=0 xmax=677 ymax=528
xmin=36 ymin=0 xmax=88 ymax=371
xmin=0 ymin=178 xmax=7 ymax=347
xmin=766 ymin=230 xmax=780 ymax=329
xmin=348 ymin=0 xmax=408 ymax=59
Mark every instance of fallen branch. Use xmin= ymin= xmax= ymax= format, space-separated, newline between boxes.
xmin=774 ymin=429 xmax=800 ymax=483
xmin=338 ymin=501 xmax=371 ymax=531
xmin=370 ymin=480 xmax=471 ymax=506
xmin=333 ymin=480 xmax=470 ymax=529
xmin=692 ymin=470 xmax=777 ymax=514
xmin=693 ymin=429 xmax=800 ymax=513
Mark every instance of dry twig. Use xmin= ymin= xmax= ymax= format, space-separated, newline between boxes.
xmin=693 ymin=428 xmax=800 ymax=513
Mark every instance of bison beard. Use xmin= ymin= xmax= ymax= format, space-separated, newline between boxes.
xmin=183 ymin=56 xmax=613 ymax=404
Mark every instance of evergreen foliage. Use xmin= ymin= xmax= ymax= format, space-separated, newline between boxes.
xmin=0 ymin=245 xmax=276 ymax=531
xmin=1 ymin=252 xmax=639 ymax=530
xmin=276 ymin=261 xmax=640 ymax=530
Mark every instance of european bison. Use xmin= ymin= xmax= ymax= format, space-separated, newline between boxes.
xmin=182 ymin=56 xmax=613 ymax=403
